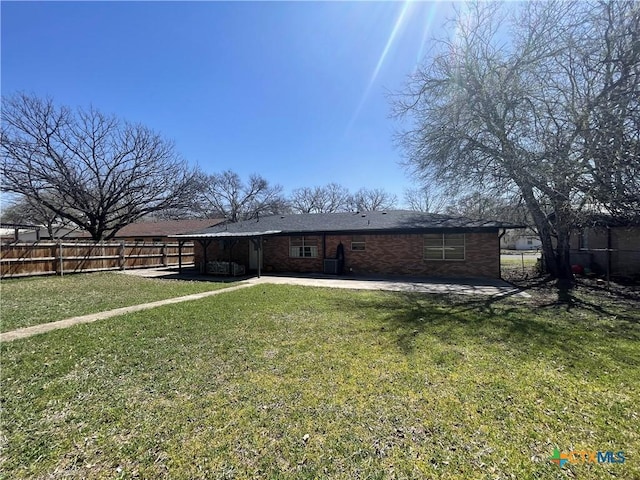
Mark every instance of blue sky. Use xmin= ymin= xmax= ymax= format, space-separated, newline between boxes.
xmin=2 ymin=1 xmax=454 ymax=203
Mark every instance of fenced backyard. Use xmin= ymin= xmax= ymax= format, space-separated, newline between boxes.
xmin=0 ymin=241 xmax=194 ymax=278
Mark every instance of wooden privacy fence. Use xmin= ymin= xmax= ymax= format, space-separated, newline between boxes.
xmin=0 ymin=241 xmax=194 ymax=278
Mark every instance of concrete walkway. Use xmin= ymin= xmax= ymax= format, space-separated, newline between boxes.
xmin=0 ymin=282 xmax=254 ymax=343
xmin=1 ymin=270 xmax=529 ymax=343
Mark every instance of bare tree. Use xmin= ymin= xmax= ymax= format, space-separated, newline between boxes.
xmin=444 ymin=191 xmax=532 ymax=226
xmin=349 ymin=187 xmax=397 ymax=211
xmin=200 ymin=170 xmax=287 ymax=222
xmin=0 ymin=194 xmax=71 ymax=238
xmin=289 ymin=187 xmax=319 ymax=214
xmin=394 ymin=1 xmax=640 ymax=280
xmin=403 ymin=187 xmax=446 ymax=213
xmin=1 ymin=94 xmax=200 ymax=240
xmin=319 ymin=183 xmax=352 ymax=213
xmin=289 ymin=183 xmax=351 ymax=213
xmin=578 ymin=1 xmax=640 ymax=223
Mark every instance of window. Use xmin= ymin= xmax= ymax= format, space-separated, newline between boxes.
xmin=351 ymin=235 xmax=366 ymax=251
xmin=289 ymin=236 xmax=318 ymax=258
xmin=424 ymin=233 xmax=465 ymax=260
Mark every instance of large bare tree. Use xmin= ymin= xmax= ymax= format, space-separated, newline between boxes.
xmin=444 ymin=191 xmax=531 ymax=226
xmin=349 ymin=187 xmax=397 ymax=212
xmin=403 ymin=187 xmax=446 ymax=213
xmin=200 ymin=170 xmax=287 ymax=222
xmin=1 ymin=94 xmax=200 ymax=240
xmin=395 ymin=1 xmax=640 ymax=280
xmin=578 ymin=1 xmax=640 ymax=223
xmin=289 ymin=183 xmax=351 ymax=213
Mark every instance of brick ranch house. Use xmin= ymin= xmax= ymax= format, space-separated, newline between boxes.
xmin=176 ymin=210 xmax=521 ymax=279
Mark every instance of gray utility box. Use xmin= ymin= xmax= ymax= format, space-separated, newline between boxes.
xmin=323 ymin=258 xmax=338 ymax=274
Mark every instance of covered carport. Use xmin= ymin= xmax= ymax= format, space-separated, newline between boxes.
xmin=174 ymin=230 xmax=281 ymax=278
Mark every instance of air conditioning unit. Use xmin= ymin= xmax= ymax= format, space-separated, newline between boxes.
xmin=323 ymin=258 xmax=338 ymax=274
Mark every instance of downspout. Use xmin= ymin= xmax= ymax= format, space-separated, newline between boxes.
xmin=322 ymin=233 xmax=327 ymax=259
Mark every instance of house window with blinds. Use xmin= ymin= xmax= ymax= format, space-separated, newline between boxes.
xmin=351 ymin=235 xmax=366 ymax=251
xmin=423 ymin=233 xmax=465 ymax=260
xmin=289 ymin=236 xmax=318 ymax=258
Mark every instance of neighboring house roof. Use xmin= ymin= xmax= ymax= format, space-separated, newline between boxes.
xmin=0 ymin=227 xmax=32 ymax=238
xmin=579 ymin=214 xmax=640 ymax=228
xmin=176 ymin=210 xmax=523 ymax=238
xmin=114 ymin=218 xmax=226 ymax=237
xmin=0 ymin=223 xmax=84 ymax=240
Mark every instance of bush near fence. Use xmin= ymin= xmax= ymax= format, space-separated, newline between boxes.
xmin=0 ymin=241 xmax=194 ymax=278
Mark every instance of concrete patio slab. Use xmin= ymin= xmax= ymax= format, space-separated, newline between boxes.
xmin=121 ymin=267 xmax=530 ymax=298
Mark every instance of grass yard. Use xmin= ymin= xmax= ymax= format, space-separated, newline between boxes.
xmin=501 ymin=255 xmax=540 ymax=282
xmin=0 ymin=272 xmax=233 ymax=332
xmin=1 ymin=284 xmax=639 ymax=479
xmin=499 ymin=256 xmax=539 ymax=266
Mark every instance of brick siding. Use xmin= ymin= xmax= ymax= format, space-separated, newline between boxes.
xmin=195 ymin=231 xmax=500 ymax=278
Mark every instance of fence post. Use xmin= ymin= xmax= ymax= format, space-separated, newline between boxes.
xmin=120 ymin=241 xmax=126 ymax=270
xmin=162 ymin=243 xmax=168 ymax=267
xmin=58 ymin=240 xmax=64 ymax=277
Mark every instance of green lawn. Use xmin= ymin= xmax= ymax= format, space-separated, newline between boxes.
xmin=500 ymin=256 xmax=539 ymax=265
xmin=0 ymin=272 xmax=232 ymax=332
xmin=1 ymin=284 xmax=638 ymax=479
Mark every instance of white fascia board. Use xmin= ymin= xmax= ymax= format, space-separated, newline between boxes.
xmin=172 ymin=230 xmax=282 ymax=239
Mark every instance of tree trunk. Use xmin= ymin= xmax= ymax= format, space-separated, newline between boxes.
xmin=554 ymin=224 xmax=574 ymax=281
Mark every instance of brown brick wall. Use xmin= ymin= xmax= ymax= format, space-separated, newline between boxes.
xmin=194 ymin=231 xmax=500 ymax=278
xmin=324 ymin=233 xmax=499 ymax=278
xmin=263 ymin=235 xmax=324 ymax=273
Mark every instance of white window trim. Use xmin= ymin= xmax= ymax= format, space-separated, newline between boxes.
xmin=351 ymin=235 xmax=366 ymax=251
xmin=423 ymin=233 xmax=466 ymax=261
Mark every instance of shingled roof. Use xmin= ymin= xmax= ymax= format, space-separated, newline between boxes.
xmin=114 ymin=218 xmax=226 ymax=237
xmin=176 ymin=210 xmax=522 ymax=238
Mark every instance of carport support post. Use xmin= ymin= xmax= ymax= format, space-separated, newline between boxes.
xmin=198 ymin=239 xmax=212 ymax=274
xmin=258 ymin=236 xmax=262 ymax=278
